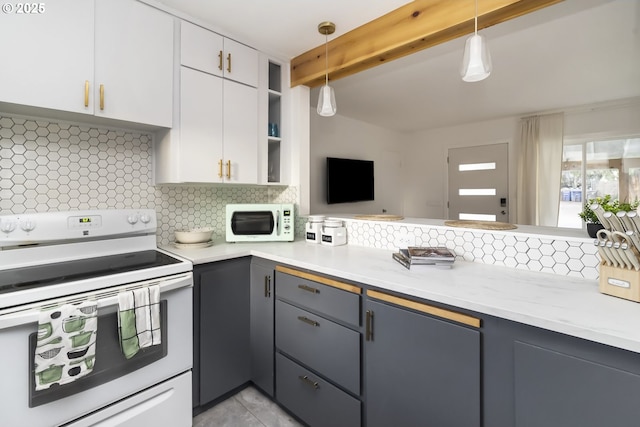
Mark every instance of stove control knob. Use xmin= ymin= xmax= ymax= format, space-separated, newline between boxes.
xmin=0 ymin=220 xmax=17 ymax=234
xmin=140 ymin=214 xmax=151 ymax=224
xmin=127 ymin=214 xmax=139 ymax=225
xmin=20 ymin=219 xmax=36 ymax=232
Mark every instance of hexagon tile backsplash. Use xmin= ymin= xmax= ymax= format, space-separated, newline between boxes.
xmin=1 ymin=112 xmax=596 ymax=278
xmin=0 ymin=113 xmax=298 ymax=245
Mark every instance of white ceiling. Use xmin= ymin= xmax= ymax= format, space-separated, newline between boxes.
xmin=154 ymin=0 xmax=640 ymax=132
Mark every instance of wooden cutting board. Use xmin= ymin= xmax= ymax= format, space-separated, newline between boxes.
xmin=444 ymin=220 xmax=517 ymax=230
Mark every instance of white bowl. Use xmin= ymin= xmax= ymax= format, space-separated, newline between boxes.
xmin=174 ymin=227 xmax=214 ymax=244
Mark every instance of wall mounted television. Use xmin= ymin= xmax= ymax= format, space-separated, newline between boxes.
xmin=326 ymin=157 xmax=374 ymax=204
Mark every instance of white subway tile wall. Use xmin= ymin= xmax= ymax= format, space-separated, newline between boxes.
xmin=0 ymin=114 xmax=299 ymax=245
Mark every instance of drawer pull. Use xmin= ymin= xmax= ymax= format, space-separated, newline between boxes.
xmin=297 ymin=316 xmax=319 ymax=327
xmin=298 ymin=284 xmax=319 ymax=294
xmin=264 ymin=275 xmax=271 ymax=298
xmin=298 ymin=375 xmax=319 ymax=390
xmin=365 ymin=310 xmax=374 ymax=341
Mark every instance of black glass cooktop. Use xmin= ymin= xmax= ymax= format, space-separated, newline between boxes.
xmin=0 ymin=250 xmax=182 ymax=295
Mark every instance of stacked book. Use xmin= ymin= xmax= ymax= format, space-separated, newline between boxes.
xmin=392 ymin=246 xmax=456 ymax=269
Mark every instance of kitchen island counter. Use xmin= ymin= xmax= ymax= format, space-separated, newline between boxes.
xmin=163 ymin=240 xmax=640 ymax=354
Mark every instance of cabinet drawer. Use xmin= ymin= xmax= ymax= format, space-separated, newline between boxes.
xmin=275 ymin=269 xmax=360 ymax=326
xmin=276 ymin=353 xmax=361 ymax=427
xmin=276 ymin=300 xmax=360 ymax=395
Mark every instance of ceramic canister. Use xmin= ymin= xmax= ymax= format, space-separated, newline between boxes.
xmin=321 ymin=219 xmax=347 ymax=246
xmin=305 ymin=215 xmax=325 ymax=243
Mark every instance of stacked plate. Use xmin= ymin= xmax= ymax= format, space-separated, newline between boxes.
xmin=173 ymin=227 xmax=214 ymax=248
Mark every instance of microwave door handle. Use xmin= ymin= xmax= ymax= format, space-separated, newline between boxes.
xmin=276 ymin=210 xmax=281 ymax=236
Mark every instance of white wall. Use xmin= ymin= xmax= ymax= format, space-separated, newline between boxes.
xmin=401 ymin=98 xmax=640 ymax=220
xmin=309 ymin=109 xmax=406 ymax=215
xmin=308 ymin=98 xmax=640 ymax=220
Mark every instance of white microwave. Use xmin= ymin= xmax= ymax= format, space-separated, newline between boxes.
xmin=226 ymin=203 xmax=295 ymax=242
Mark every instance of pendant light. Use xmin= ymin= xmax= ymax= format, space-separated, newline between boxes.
xmin=317 ymin=21 xmax=337 ymax=117
xmin=460 ymin=0 xmax=492 ymax=82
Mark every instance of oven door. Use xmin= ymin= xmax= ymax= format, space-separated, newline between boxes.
xmin=0 ymin=272 xmax=193 ymax=427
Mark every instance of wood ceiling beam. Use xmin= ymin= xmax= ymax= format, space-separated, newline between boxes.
xmin=290 ymin=0 xmax=563 ymax=88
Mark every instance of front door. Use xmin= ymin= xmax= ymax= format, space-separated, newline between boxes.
xmin=448 ymin=143 xmax=509 ymax=222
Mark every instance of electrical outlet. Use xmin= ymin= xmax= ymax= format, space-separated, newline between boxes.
xmin=395 ymin=232 xmax=415 ymax=248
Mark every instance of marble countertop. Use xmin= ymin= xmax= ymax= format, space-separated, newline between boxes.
xmin=162 ymin=240 xmax=640 ymax=354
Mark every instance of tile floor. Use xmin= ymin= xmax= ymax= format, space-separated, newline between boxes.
xmin=193 ymin=386 xmax=303 ymax=427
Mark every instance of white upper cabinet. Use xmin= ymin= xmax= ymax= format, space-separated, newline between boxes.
xmin=223 ymin=38 xmax=259 ymax=88
xmin=0 ymin=0 xmax=173 ymax=128
xmin=177 ymin=67 xmax=224 ymax=183
xmin=94 ymin=0 xmax=174 ymax=127
xmin=0 ymin=0 xmax=95 ymax=114
xmin=181 ymin=21 xmax=258 ymax=87
xmin=222 ymin=79 xmax=258 ymax=184
xmin=154 ymin=19 xmax=258 ymax=185
xmin=181 ymin=21 xmax=224 ymax=76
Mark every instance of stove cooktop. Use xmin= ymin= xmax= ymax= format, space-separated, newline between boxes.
xmin=0 ymin=250 xmax=182 ymax=295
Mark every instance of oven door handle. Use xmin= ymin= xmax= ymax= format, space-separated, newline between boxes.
xmin=0 ymin=272 xmax=192 ymax=330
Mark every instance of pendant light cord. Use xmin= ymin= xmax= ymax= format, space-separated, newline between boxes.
xmin=474 ymin=0 xmax=478 ymax=35
xmin=325 ymin=32 xmax=329 ymax=86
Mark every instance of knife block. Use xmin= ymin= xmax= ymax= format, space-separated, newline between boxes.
xmin=599 ymin=263 xmax=640 ymax=303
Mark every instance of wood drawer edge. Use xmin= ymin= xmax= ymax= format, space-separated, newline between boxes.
xmin=367 ymin=289 xmax=481 ymax=328
xmin=276 ymin=265 xmax=362 ymax=295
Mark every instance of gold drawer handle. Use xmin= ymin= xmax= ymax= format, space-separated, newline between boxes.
xmin=298 ymin=284 xmax=319 ymax=294
xmin=227 ymin=52 xmax=231 ymax=73
xmin=298 ymin=375 xmax=319 ymax=390
xmin=297 ymin=316 xmax=319 ymax=327
xmin=84 ymin=80 xmax=89 ymax=107
xmin=226 ymin=159 xmax=231 ymax=179
xmin=218 ymin=50 xmax=223 ymax=71
xmin=218 ymin=159 xmax=223 ymax=178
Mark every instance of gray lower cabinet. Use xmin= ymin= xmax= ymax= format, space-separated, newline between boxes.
xmin=274 ymin=267 xmax=362 ymax=426
xmin=249 ymin=258 xmax=276 ymax=397
xmin=514 ymin=341 xmax=640 ymax=427
xmin=482 ymin=316 xmax=640 ymax=427
xmin=276 ymin=352 xmax=361 ymax=427
xmin=196 ymin=257 xmax=251 ymax=406
xmin=365 ymin=298 xmax=481 ymax=427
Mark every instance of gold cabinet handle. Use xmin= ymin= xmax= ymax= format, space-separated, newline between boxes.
xmin=227 ymin=53 xmax=231 ymax=73
xmin=298 ymin=284 xmax=319 ymax=294
xmin=84 ymin=81 xmax=89 ymax=107
xmin=297 ymin=316 xmax=319 ymax=327
xmin=226 ymin=160 xmax=231 ymax=179
xmin=218 ymin=50 xmax=223 ymax=71
xmin=298 ymin=375 xmax=319 ymax=390
xmin=99 ymin=84 xmax=104 ymax=110
xmin=365 ymin=310 xmax=374 ymax=341
xmin=218 ymin=159 xmax=223 ymax=178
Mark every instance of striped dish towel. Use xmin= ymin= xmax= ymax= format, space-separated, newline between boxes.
xmin=117 ymin=285 xmax=161 ymax=359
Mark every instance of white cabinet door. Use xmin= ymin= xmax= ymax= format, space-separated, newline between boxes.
xmin=94 ymin=0 xmax=174 ymax=127
xmin=181 ymin=21 xmax=224 ymax=77
xmin=0 ymin=0 xmax=94 ymax=114
xmin=179 ymin=67 xmax=223 ymax=183
xmin=223 ymin=80 xmax=258 ymax=184
xmin=223 ymin=39 xmax=259 ymax=88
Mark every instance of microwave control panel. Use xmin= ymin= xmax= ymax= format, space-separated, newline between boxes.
xmin=282 ymin=208 xmax=293 ymax=235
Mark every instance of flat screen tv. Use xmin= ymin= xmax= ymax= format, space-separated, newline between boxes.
xmin=326 ymin=157 xmax=374 ymax=204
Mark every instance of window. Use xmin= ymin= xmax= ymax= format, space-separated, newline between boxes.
xmin=559 ymin=137 xmax=640 ymax=228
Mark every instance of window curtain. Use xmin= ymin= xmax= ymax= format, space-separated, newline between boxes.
xmin=516 ymin=113 xmax=564 ymax=226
